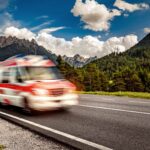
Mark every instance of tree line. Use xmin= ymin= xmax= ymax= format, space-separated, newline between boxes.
xmin=57 ymin=47 xmax=150 ymax=92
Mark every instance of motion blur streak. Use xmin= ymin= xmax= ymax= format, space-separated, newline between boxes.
xmin=0 ymin=55 xmax=78 ymax=113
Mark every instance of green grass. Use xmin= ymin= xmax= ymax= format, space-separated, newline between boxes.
xmin=78 ymin=91 xmax=150 ymax=99
xmin=0 ymin=145 xmax=6 ymax=150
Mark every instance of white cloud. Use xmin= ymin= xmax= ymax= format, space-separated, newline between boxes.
xmin=3 ymin=26 xmax=138 ymax=58
xmin=30 ymin=21 xmax=53 ymax=31
xmin=114 ymin=0 xmax=149 ymax=12
xmin=71 ymin=0 xmax=121 ymax=32
xmin=144 ymin=27 xmax=150 ymax=34
xmin=103 ymin=35 xmax=138 ymax=54
xmin=37 ymin=33 xmax=138 ymax=58
xmin=0 ymin=0 xmax=21 ymax=35
xmin=0 ymin=12 xmax=20 ymax=35
xmin=36 ymin=15 xmax=49 ymax=20
xmin=4 ymin=26 xmax=35 ymax=41
xmin=70 ymin=35 xmax=104 ymax=57
xmin=39 ymin=26 xmax=65 ymax=34
xmin=36 ymin=32 xmax=73 ymax=56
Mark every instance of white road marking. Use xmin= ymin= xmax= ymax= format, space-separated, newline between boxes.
xmin=101 ymin=98 xmax=115 ymax=101
xmin=81 ymin=97 xmax=115 ymax=102
xmin=81 ymin=97 xmax=150 ymax=106
xmin=0 ymin=111 xmax=112 ymax=150
xmin=78 ymin=105 xmax=150 ymax=115
xmin=81 ymin=96 xmax=91 ymax=99
xmin=129 ymin=101 xmax=150 ymax=104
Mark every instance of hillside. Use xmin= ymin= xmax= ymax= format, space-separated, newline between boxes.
xmin=58 ymin=33 xmax=150 ymax=92
xmin=0 ymin=36 xmax=57 ymax=63
xmin=86 ymin=33 xmax=150 ymax=74
xmin=0 ymin=35 xmax=149 ymax=92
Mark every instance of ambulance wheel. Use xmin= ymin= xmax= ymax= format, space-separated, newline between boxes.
xmin=22 ymin=98 xmax=35 ymax=115
xmin=0 ymin=102 xmax=8 ymax=107
xmin=59 ymin=107 xmax=70 ymax=112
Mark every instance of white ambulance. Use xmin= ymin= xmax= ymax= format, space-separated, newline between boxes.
xmin=0 ymin=55 xmax=78 ymax=114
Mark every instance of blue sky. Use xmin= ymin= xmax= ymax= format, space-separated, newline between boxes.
xmin=0 ymin=0 xmax=150 ymax=57
xmin=8 ymin=0 xmax=150 ymax=40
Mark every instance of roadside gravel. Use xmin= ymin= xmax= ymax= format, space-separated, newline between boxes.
xmin=0 ymin=118 xmax=73 ymax=150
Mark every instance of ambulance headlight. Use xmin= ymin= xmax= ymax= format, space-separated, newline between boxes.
xmin=33 ymin=89 xmax=49 ymax=96
xmin=65 ymin=89 xmax=76 ymax=94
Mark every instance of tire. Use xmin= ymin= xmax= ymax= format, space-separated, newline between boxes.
xmin=59 ymin=107 xmax=70 ymax=112
xmin=22 ymin=97 xmax=35 ymax=115
xmin=0 ymin=101 xmax=8 ymax=108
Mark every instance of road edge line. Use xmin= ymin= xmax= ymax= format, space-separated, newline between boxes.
xmin=0 ymin=111 xmax=112 ymax=150
xmin=78 ymin=105 xmax=150 ymax=115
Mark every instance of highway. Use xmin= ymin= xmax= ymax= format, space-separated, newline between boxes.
xmin=0 ymin=94 xmax=150 ymax=150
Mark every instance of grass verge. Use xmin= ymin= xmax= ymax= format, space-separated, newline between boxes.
xmin=78 ymin=91 xmax=150 ymax=99
xmin=0 ymin=145 xmax=6 ymax=150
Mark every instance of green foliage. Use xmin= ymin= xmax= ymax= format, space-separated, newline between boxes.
xmin=79 ymin=91 xmax=150 ymax=99
xmin=57 ymin=46 xmax=150 ymax=93
xmin=0 ymin=145 xmax=6 ymax=150
xmin=111 ymin=71 xmax=126 ymax=92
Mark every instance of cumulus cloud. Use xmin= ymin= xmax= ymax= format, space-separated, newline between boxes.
xmin=35 ymin=33 xmax=138 ymax=57
xmin=71 ymin=0 xmax=121 ymax=31
xmin=144 ymin=27 xmax=150 ymax=34
xmin=4 ymin=26 xmax=35 ymax=41
xmin=103 ymin=35 xmax=138 ymax=54
xmin=114 ymin=0 xmax=149 ymax=12
xmin=0 ymin=1 xmax=21 ymax=35
xmin=3 ymin=26 xmax=138 ymax=58
xmin=0 ymin=12 xmax=20 ymax=34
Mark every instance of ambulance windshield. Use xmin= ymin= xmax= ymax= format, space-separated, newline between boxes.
xmin=24 ymin=66 xmax=64 ymax=80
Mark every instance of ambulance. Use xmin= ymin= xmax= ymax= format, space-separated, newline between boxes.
xmin=0 ymin=55 xmax=78 ymax=114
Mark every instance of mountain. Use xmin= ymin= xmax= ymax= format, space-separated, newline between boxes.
xmin=58 ymin=33 xmax=150 ymax=92
xmin=124 ymin=33 xmax=150 ymax=59
xmin=87 ymin=33 xmax=150 ymax=73
xmin=0 ymin=36 xmax=96 ymax=67
xmin=133 ymin=33 xmax=150 ymax=48
xmin=0 ymin=36 xmax=57 ymax=63
xmin=61 ymin=33 xmax=150 ymax=68
xmin=0 ymin=34 xmax=150 ymax=92
xmin=62 ymin=54 xmax=97 ymax=68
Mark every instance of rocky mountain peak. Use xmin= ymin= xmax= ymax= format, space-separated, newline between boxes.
xmin=74 ymin=54 xmax=86 ymax=62
xmin=0 ymin=36 xmax=97 ymax=67
xmin=0 ymin=36 xmax=37 ymax=48
xmin=0 ymin=36 xmax=57 ymax=62
xmin=62 ymin=54 xmax=97 ymax=68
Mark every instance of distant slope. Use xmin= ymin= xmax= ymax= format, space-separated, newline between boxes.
xmin=0 ymin=35 xmax=150 ymax=92
xmin=133 ymin=33 xmax=150 ymax=48
xmin=58 ymin=33 xmax=150 ymax=92
xmin=85 ymin=33 xmax=150 ymax=74
xmin=124 ymin=33 xmax=150 ymax=58
xmin=0 ymin=36 xmax=57 ymax=62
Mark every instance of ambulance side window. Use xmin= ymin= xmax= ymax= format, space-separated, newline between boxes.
xmin=10 ymin=67 xmax=23 ymax=83
xmin=16 ymin=68 xmax=23 ymax=83
xmin=0 ymin=70 xmax=3 ymax=83
xmin=1 ymin=68 xmax=10 ymax=83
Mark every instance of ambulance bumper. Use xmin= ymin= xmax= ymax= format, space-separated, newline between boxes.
xmin=29 ymin=93 xmax=79 ymax=111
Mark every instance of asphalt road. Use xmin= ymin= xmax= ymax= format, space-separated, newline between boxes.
xmin=0 ymin=94 xmax=150 ymax=150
